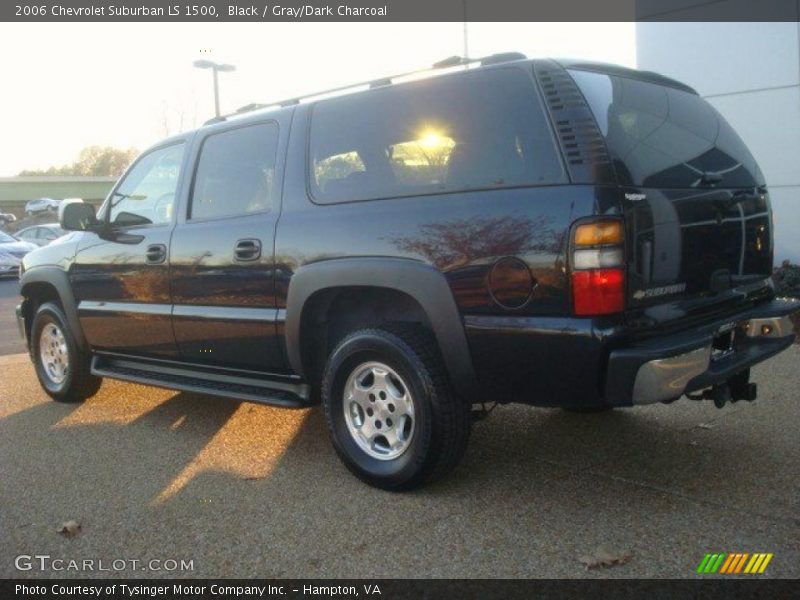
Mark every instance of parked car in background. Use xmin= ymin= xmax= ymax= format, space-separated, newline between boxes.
xmin=0 ymin=212 xmax=17 ymax=225
xmin=0 ymin=230 xmax=37 ymax=278
xmin=25 ymin=197 xmax=61 ymax=216
xmin=14 ymin=224 xmax=66 ymax=247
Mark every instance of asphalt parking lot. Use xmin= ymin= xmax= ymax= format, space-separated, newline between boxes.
xmin=0 ymin=278 xmax=798 ymax=579
xmin=0 ymin=278 xmax=24 ymax=356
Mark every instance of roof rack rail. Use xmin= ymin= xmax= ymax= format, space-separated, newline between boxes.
xmin=203 ymin=51 xmax=527 ymax=126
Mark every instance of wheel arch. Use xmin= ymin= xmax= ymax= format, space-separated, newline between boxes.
xmin=19 ymin=267 xmax=87 ymax=351
xmin=285 ymin=257 xmax=478 ymax=403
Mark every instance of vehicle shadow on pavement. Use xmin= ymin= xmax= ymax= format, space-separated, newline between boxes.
xmin=160 ymin=397 xmax=796 ymax=577
xmin=2 ymin=372 xmax=797 ymax=578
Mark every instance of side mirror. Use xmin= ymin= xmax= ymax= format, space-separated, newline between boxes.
xmin=60 ymin=201 xmax=98 ymax=232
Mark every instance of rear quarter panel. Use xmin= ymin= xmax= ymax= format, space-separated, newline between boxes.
xmin=276 ymin=106 xmax=620 ymax=405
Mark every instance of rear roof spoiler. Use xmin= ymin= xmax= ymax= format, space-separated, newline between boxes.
xmin=555 ymin=59 xmax=699 ymax=95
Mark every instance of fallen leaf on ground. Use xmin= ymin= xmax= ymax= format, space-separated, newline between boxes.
xmin=697 ymin=422 xmax=714 ymax=429
xmin=579 ymin=547 xmax=632 ymax=570
xmin=57 ymin=521 xmax=81 ymax=538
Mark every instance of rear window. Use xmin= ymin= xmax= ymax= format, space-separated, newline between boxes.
xmin=568 ymin=69 xmax=763 ymax=189
xmin=309 ymin=67 xmax=566 ymax=203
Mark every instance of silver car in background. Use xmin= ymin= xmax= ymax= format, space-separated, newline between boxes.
xmin=14 ymin=223 xmax=66 ymax=247
xmin=0 ymin=230 xmax=37 ymax=278
xmin=24 ymin=197 xmax=61 ymax=216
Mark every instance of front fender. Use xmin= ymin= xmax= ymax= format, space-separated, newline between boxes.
xmin=19 ymin=266 xmax=87 ymax=351
xmin=285 ymin=257 xmax=479 ymax=403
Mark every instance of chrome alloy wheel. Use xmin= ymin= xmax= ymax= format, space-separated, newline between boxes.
xmin=39 ymin=323 xmax=69 ymax=385
xmin=343 ymin=361 xmax=415 ymax=460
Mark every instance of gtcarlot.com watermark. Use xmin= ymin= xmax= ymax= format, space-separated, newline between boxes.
xmin=15 ymin=554 xmax=194 ymax=572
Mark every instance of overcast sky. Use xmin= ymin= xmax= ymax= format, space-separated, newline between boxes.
xmin=0 ymin=22 xmax=635 ymax=176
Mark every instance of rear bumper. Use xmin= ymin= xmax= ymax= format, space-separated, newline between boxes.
xmin=464 ymin=297 xmax=798 ymax=407
xmin=605 ymin=298 xmax=798 ymax=405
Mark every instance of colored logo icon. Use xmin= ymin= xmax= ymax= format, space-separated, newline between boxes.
xmin=697 ymin=553 xmax=773 ymax=574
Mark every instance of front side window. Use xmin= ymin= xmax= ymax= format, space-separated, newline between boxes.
xmin=190 ymin=122 xmax=279 ymax=221
xmin=309 ymin=67 xmax=566 ymax=203
xmin=108 ymin=143 xmax=185 ymax=227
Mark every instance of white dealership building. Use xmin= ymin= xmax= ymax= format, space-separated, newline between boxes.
xmin=637 ymin=21 xmax=800 ymax=263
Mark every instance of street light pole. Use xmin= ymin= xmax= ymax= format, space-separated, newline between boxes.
xmin=212 ymin=67 xmax=220 ymax=117
xmin=193 ymin=60 xmax=236 ymax=118
xmin=462 ymin=0 xmax=469 ymax=58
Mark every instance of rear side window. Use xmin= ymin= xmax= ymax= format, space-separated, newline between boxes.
xmin=190 ymin=122 xmax=279 ymax=220
xmin=309 ymin=67 xmax=566 ymax=203
xmin=568 ymin=69 xmax=762 ymax=189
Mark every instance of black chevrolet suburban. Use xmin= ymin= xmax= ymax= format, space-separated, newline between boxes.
xmin=16 ymin=54 xmax=799 ymax=490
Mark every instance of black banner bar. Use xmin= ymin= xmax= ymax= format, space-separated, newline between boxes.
xmin=2 ymin=0 xmax=799 ymax=22
xmin=1 ymin=579 xmax=798 ymax=600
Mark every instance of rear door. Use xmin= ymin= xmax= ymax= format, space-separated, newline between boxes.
xmin=169 ymin=116 xmax=288 ymax=373
xmin=568 ymin=68 xmax=772 ymax=324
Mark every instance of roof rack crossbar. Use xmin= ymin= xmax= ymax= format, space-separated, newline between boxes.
xmin=203 ymin=51 xmax=527 ymax=126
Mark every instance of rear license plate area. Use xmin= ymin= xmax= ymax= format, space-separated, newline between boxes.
xmin=711 ymin=328 xmax=736 ymax=362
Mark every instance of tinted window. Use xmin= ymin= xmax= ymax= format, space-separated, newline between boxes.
xmin=190 ymin=123 xmax=279 ymax=220
xmin=568 ymin=69 xmax=762 ymax=188
xmin=108 ymin=143 xmax=185 ymax=227
xmin=309 ymin=68 xmax=566 ymax=203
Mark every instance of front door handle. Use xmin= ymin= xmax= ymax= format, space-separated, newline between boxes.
xmin=234 ymin=238 xmax=262 ymax=262
xmin=145 ymin=243 xmax=167 ymax=264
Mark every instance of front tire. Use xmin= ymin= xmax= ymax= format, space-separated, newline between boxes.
xmin=322 ymin=325 xmax=470 ymax=491
xmin=31 ymin=302 xmax=101 ymax=403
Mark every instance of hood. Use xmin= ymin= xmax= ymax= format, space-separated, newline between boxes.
xmin=20 ymin=231 xmax=83 ymax=272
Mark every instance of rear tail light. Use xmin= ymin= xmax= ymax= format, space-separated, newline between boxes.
xmin=574 ymin=221 xmax=623 ymax=246
xmin=571 ymin=220 xmax=625 ymax=316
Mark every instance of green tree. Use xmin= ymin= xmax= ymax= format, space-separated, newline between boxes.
xmin=19 ymin=146 xmax=138 ymax=177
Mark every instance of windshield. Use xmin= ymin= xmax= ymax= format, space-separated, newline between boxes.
xmin=0 ymin=231 xmax=17 ymax=243
xmin=568 ymin=69 xmax=763 ymax=189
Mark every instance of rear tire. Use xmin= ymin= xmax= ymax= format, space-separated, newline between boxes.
xmin=322 ymin=324 xmax=470 ymax=491
xmin=31 ymin=302 xmax=101 ymax=403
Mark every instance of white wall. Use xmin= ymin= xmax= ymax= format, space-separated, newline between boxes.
xmin=636 ymin=22 xmax=800 ymax=263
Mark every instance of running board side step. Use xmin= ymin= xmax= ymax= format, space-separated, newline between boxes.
xmin=91 ymin=355 xmax=312 ymax=408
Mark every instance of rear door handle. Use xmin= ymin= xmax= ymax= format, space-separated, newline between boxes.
xmin=145 ymin=243 xmax=167 ymax=264
xmin=234 ymin=238 xmax=262 ymax=262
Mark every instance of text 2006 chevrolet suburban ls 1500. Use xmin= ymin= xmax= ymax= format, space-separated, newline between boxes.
xmin=16 ymin=54 xmax=799 ymax=490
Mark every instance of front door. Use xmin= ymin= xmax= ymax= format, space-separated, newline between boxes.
xmin=70 ymin=141 xmax=188 ymax=357
xmin=169 ymin=120 xmax=285 ymax=372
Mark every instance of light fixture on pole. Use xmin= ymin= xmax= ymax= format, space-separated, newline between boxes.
xmin=193 ymin=59 xmax=236 ymax=117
